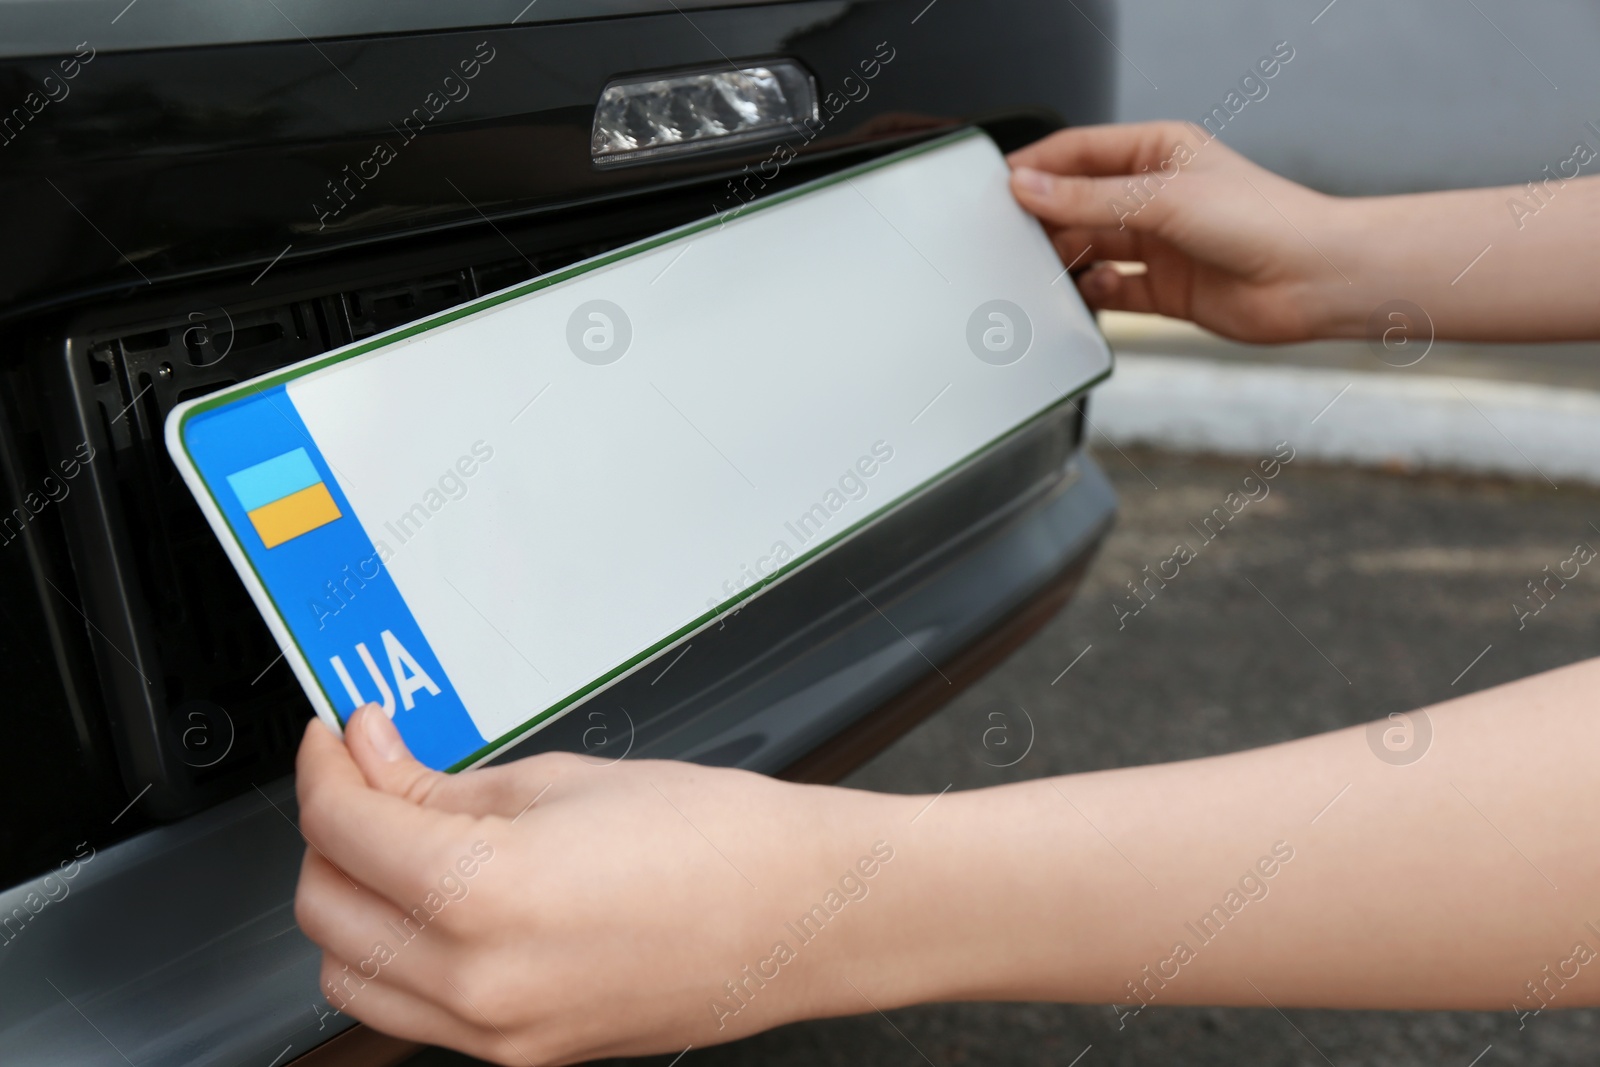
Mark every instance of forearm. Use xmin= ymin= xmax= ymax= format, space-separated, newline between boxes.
xmin=1315 ymin=177 xmax=1600 ymax=342
xmin=861 ymin=657 xmax=1600 ymax=1015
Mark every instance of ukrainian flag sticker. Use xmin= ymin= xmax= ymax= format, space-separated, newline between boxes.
xmin=226 ymin=447 xmax=342 ymax=549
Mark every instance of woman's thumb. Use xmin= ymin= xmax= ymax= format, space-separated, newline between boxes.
xmin=1011 ymin=166 xmax=1161 ymax=231
xmin=344 ymin=703 xmax=447 ymax=804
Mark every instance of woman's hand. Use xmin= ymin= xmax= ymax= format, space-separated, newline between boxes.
xmin=296 ymin=658 xmax=1600 ymax=1060
xmin=293 ymin=707 xmax=917 ymax=1065
xmin=1009 ymin=120 xmax=1600 ymax=343
xmin=1008 ymin=120 xmax=1357 ymax=344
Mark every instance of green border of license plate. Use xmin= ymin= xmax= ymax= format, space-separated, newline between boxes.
xmin=174 ymin=126 xmax=1112 ymax=771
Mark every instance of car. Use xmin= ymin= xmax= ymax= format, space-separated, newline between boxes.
xmin=0 ymin=1 xmax=1116 ymax=1063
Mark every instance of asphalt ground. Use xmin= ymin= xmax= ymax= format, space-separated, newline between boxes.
xmin=415 ymin=446 xmax=1600 ymax=1067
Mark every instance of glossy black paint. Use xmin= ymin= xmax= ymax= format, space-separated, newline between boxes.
xmin=0 ymin=0 xmax=1115 ymax=324
xmin=0 ymin=0 xmax=1115 ymax=887
xmin=0 ymin=0 xmax=811 ymax=58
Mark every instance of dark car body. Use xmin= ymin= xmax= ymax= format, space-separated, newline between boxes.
xmin=0 ymin=2 xmax=1116 ymax=1062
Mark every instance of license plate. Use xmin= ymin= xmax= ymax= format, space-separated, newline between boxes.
xmin=166 ymin=128 xmax=1112 ymax=770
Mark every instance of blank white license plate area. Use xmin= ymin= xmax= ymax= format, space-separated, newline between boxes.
xmin=180 ymin=130 xmax=1112 ymax=761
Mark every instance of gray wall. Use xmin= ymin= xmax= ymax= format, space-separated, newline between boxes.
xmin=1109 ymin=0 xmax=1600 ymax=195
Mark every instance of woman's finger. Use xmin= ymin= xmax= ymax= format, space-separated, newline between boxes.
xmin=296 ymin=718 xmax=488 ymax=909
xmin=1007 ymin=120 xmax=1202 ymax=177
xmin=1046 ymin=225 xmax=1147 ymax=269
xmin=317 ymin=952 xmax=498 ymax=1060
xmin=1011 ymin=168 xmax=1173 ymax=233
xmin=295 ymin=849 xmax=464 ymax=1001
xmin=1077 ymin=262 xmax=1163 ymax=316
xmin=343 ymin=703 xmax=550 ymax=819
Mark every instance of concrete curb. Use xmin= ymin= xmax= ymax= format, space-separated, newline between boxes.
xmin=1090 ymin=354 xmax=1600 ymax=488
